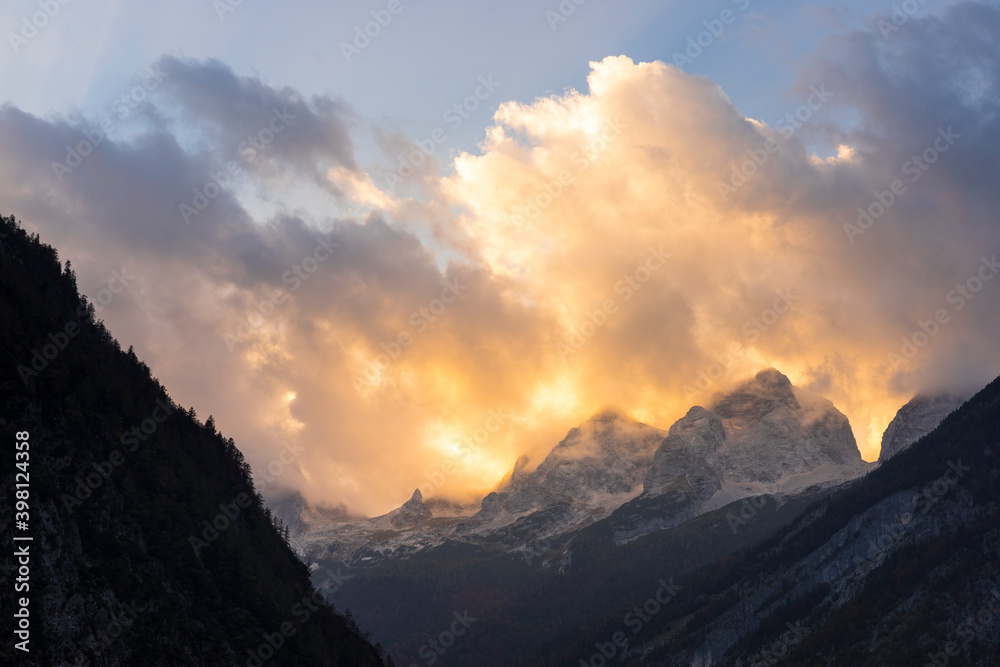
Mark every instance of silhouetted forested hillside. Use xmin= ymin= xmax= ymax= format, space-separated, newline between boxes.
xmin=0 ymin=213 xmax=389 ymax=666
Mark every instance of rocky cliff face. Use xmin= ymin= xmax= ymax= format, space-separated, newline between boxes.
xmin=643 ymin=406 xmax=726 ymax=497
xmin=389 ymin=489 xmax=433 ymax=528
xmin=704 ymin=369 xmax=865 ymax=487
xmin=878 ymin=393 xmax=968 ymax=462
xmin=708 ymin=369 xmax=862 ymax=484
xmin=607 ymin=369 xmax=869 ymax=543
xmin=489 ymin=409 xmax=666 ymax=515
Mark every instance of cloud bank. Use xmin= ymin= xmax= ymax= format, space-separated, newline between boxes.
xmin=2 ymin=2 xmax=999 ymax=515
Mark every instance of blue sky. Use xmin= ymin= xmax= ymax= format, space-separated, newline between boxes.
xmin=3 ymin=0 xmax=951 ymax=168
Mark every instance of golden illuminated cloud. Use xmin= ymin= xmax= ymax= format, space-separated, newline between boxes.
xmin=4 ymin=16 xmax=999 ymax=516
xmin=250 ymin=54 xmax=988 ymax=513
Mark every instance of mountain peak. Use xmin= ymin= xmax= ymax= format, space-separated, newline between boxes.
xmin=712 ymin=367 xmax=799 ymax=423
xmin=755 ymin=367 xmax=792 ymax=387
xmin=590 ymin=406 xmax=626 ymax=422
xmin=390 ymin=488 xmax=433 ymax=528
xmin=644 ymin=368 xmax=863 ymax=494
xmin=497 ymin=412 xmax=666 ymax=515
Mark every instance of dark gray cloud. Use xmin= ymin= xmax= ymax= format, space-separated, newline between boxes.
xmin=155 ymin=56 xmax=358 ymax=184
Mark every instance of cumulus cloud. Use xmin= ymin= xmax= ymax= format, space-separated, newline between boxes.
xmin=2 ymin=3 xmax=999 ymax=515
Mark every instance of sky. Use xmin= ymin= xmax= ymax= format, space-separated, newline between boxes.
xmin=2 ymin=0 xmax=999 ymax=516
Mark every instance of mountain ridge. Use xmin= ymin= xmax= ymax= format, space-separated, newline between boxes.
xmin=280 ymin=368 xmax=873 ymax=570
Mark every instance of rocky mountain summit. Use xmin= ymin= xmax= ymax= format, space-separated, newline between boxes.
xmin=609 ymin=369 xmax=870 ymax=542
xmin=456 ymin=409 xmax=667 ymax=531
xmin=647 ymin=369 xmax=863 ymax=493
xmin=389 ymin=489 xmax=433 ymax=528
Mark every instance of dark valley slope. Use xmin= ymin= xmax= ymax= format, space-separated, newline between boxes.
xmin=0 ymin=214 xmax=389 ymax=666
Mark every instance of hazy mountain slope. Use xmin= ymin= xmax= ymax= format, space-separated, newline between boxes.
xmin=499 ymin=409 xmax=666 ymax=513
xmin=331 ymin=488 xmax=834 ymax=667
xmin=286 ymin=410 xmax=667 ymax=567
xmin=0 ymin=214 xmax=387 ymax=666
xmin=878 ymin=393 xmax=968 ymax=462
